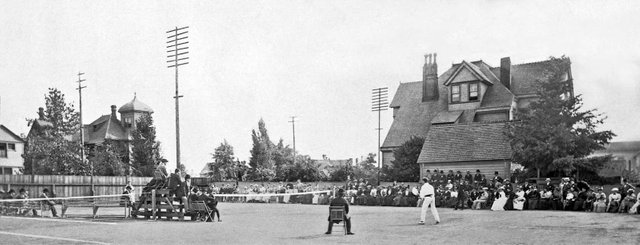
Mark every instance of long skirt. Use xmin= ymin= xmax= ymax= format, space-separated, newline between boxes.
xmin=491 ymin=198 xmax=507 ymax=211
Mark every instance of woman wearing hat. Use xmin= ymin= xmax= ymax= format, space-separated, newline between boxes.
xmin=491 ymin=186 xmax=508 ymax=211
xmin=628 ymin=189 xmax=640 ymax=214
xmin=607 ymin=188 xmax=621 ymax=213
xmin=513 ymin=186 xmax=526 ymax=210
xmin=593 ymin=187 xmax=607 ymax=213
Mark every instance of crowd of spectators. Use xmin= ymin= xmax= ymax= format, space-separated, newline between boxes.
xmin=0 ymin=188 xmax=40 ymax=216
xmin=341 ymin=169 xmax=640 ymax=215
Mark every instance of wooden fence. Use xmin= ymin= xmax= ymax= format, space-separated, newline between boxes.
xmin=0 ymin=174 xmax=421 ymax=199
xmin=0 ymin=174 xmax=152 ymax=198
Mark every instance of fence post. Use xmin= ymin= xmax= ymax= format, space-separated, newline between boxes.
xmin=151 ymin=189 xmax=156 ymax=220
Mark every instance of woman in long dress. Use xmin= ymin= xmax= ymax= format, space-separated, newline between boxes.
xmin=513 ymin=187 xmax=525 ymax=210
xmin=491 ymin=187 xmax=507 ymax=211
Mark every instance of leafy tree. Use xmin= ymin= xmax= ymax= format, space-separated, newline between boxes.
xmin=506 ymin=56 xmax=615 ymax=178
xmin=23 ymin=88 xmax=88 ymax=175
xmin=281 ymin=155 xmax=321 ymax=182
xmin=383 ymin=136 xmax=424 ymax=182
xmin=130 ymin=114 xmax=165 ymax=176
xmin=90 ymin=140 xmax=129 ymax=176
xmin=208 ymin=140 xmax=238 ymax=181
xmin=43 ymin=88 xmax=80 ymax=136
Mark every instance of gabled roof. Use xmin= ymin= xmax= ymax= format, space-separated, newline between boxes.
xmin=490 ymin=59 xmax=571 ymax=96
xmin=383 ymin=66 xmax=454 ymax=148
xmin=0 ymin=125 xmax=25 ymax=143
xmin=74 ymin=116 xmax=129 ymax=144
xmin=596 ymin=141 xmax=640 ymax=153
xmin=418 ymin=122 xmax=512 ymax=163
xmin=444 ymin=60 xmax=493 ymax=86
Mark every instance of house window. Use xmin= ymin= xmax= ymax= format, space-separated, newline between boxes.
xmin=451 ymin=85 xmax=460 ymax=102
xmin=0 ymin=143 xmax=6 ymax=158
xmin=8 ymin=143 xmax=15 ymax=151
xmin=469 ymin=83 xmax=479 ymax=101
xmin=124 ymin=117 xmax=133 ymax=127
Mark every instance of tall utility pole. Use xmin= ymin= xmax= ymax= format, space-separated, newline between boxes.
xmin=288 ymin=116 xmax=297 ymax=165
xmin=76 ymin=72 xmax=91 ymax=194
xmin=372 ymin=87 xmax=388 ymax=186
xmin=166 ymin=26 xmax=189 ymax=170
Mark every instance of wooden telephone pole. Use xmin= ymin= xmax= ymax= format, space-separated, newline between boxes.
xmin=372 ymin=87 xmax=388 ymax=186
xmin=166 ymin=26 xmax=189 ymax=170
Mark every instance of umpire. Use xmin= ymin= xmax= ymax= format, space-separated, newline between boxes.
xmin=325 ymin=189 xmax=354 ymax=235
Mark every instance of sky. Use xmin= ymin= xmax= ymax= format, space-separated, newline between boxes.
xmin=1 ymin=0 xmax=639 ymax=175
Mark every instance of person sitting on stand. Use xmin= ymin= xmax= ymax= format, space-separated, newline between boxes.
xmin=39 ymin=189 xmax=58 ymax=218
xmin=325 ymin=189 xmax=354 ymax=235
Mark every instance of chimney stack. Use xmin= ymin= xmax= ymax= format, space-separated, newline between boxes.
xmin=500 ymin=57 xmax=511 ymax=89
xmin=422 ymin=52 xmax=439 ymax=102
xmin=38 ymin=107 xmax=45 ymax=120
xmin=111 ymin=105 xmax=117 ymax=120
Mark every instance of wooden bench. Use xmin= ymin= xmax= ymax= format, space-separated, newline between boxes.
xmin=61 ymin=197 xmax=130 ymax=219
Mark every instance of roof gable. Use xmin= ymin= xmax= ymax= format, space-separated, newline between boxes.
xmin=444 ymin=61 xmax=493 ymax=86
xmin=0 ymin=125 xmax=25 ymax=143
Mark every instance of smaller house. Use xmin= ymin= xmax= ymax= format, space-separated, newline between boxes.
xmin=592 ymin=141 xmax=640 ymax=177
xmin=0 ymin=125 xmax=25 ymax=174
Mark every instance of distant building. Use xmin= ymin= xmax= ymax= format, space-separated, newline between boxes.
xmin=381 ymin=53 xmax=572 ymax=179
xmin=74 ymin=95 xmax=154 ymax=146
xmin=0 ymin=125 xmax=25 ymax=174
xmin=592 ymin=141 xmax=640 ymax=177
xmin=26 ymin=95 xmax=153 ymax=171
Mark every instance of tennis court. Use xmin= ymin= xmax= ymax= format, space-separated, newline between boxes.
xmin=1 ymin=203 xmax=639 ymax=244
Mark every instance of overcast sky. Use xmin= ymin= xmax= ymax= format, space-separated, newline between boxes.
xmin=1 ymin=0 xmax=639 ymax=175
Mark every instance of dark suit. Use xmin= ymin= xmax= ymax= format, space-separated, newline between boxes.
xmin=326 ymin=196 xmax=352 ymax=234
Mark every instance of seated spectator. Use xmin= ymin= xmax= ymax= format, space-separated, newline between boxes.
xmin=513 ymin=186 xmax=525 ymax=211
xmin=16 ymin=188 xmax=37 ymax=216
xmin=583 ymin=189 xmax=595 ymax=212
xmin=592 ymin=187 xmax=607 ymax=213
xmin=551 ymin=187 xmax=563 ymax=210
xmin=39 ymin=189 xmax=58 ymax=218
xmin=491 ymin=186 xmax=507 ymax=211
xmin=629 ymin=189 xmax=640 ymax=214
xmin=607 ymin=188 xmax=621 ymax=213
xmin=526 ymin=186 xmax=540 ymax=210
xmin=619 ymin=189 xmax=636 ymax=213
xmin=472 ymin=187 xmax=489 ymax=210
xmin=564 ymin=189 xmax=576 ymax=211
xmin=573 ymin=188 xmax=588 ymax=211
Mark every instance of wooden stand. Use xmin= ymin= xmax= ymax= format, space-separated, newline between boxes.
xmin=131 ymin=189 xmax=185 ymax=221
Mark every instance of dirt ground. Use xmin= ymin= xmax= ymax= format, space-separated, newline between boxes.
xmin=1 ymin=203 xmax=639 ymax=245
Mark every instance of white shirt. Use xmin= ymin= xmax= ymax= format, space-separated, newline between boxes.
xmin=419 ymin=183 xmax=435 ymax=198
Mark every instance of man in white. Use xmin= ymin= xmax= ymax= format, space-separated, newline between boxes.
xmin=419 ymin=177 xmax=440 ymax=225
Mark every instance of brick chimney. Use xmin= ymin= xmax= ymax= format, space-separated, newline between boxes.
xmin=422 ymin=53 xmax=439 ymax=102
xmin=38 ymin=107 xmax=45 ymax=120
xmin=111 ymin=105 xmax=117 ymax=120
xmin=500 ymin=57 xmax=511 ymax=89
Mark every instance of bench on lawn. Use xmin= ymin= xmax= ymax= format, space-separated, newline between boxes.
xmin=61 ymin=196 xmax=131 ymax=219
xmin=1 ymin=200 xmax=53 ymax=217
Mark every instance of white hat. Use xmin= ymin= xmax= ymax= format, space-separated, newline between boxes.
xmin=612 ymin=188 xmax=619 ymax=192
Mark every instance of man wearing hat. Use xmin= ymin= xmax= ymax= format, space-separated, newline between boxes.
xmin=619 ymin=189 xmax=636 ymax=213
xmin=473 ymin=170 xmax=482 ymax=186
xmin=544 ymin=178 xmax=554 ymax=192
xmin=325 ymin=189 xmax=354 ymax=235
xmin=419 ymin=177 xmax=440 ymax=225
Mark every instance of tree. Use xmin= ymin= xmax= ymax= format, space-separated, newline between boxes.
xmin=383 ymin=136 xmax=424 ymax=182
xmin=130 ymin=114 xmax=165 ymax=176
xmin=90 ymin=140 xmax=129 ymax=176
xmin=23 ymin=88 xmax=88 ymax=175
xmin=209 ymin=140 xmax=238 ymax=181
xmin=506 ymin=56 xmax=615 ymax=178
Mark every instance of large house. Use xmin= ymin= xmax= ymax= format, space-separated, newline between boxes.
xmin=381 ymin=53 xmax=572 ymax=179
xmin=27 ymin=95 xmax=153 ymax=169
xmin=0 ymin=125 xmax=25 ymax=174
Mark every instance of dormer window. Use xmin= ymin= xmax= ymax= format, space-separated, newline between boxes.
xmin=469 ymin=83 xmax=479 ymax=101
xmin=451 ymin=85 xmax=460 ymax=102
